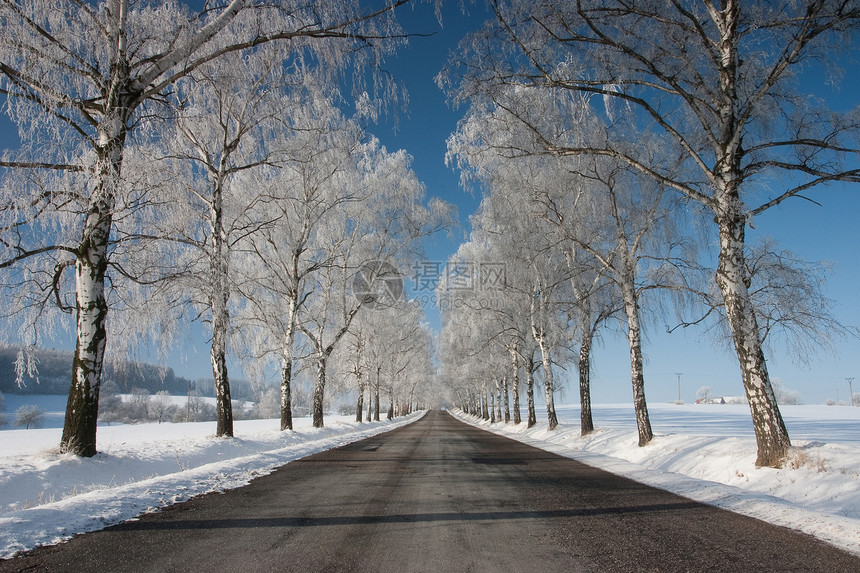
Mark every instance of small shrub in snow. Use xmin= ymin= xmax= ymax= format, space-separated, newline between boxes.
xmin=787 ymin=448 xmax=828 ymax=473
xmin=14 ymin=405 xmax=44 ymax=429
xmin=148 ymin=391 xmax=178 ymax=424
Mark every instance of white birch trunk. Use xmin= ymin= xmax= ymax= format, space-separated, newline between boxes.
xmin=355 ymin=372 xmax=365 ymax=423
xmin=526 ymin=350 xmax=537 ymax=428
xmin=280 ymin=346 xmax=294 ymax=431
xmin=715 ymin=197 xmax=790 ymax=466
xmin=532 ymin=288 xmax=559 ymax=430
xmin=366 ymin=380 xmax=373 ymax=422
xmin=536 ymin=335 xmax=559 ymax=430
xmin=578 ymin=314 xmax=595 ymax=436
xmin=209 ymin=174 xmax=233 ymax=438
xmin=502 ymin=375 xmax=510 ymax=423
xmin=510 ymin=347 xmax=521 ymax=425
xmin=489 ymin=383 xmax=496 ymax=423
xmin=61 ymin=107 xmax=125 ymax=456
xmin=709 ymin=1 xmax=790 ymax=466
xmin=374 ymin=379 xmax=380 ymax=422
xmin=280 ymin=294 xmax=299 ymax=431
xmin=312 ymin=349 xmax=328 ymax=428
xmin=481 ymin=380 xmax=490 ymax=420
xmin=619 ymin=263 xmax=652 ymax=446
xmin=578 ymin=334 xmax=594 ymax=435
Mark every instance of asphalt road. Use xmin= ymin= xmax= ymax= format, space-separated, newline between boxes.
xmin=2 ymin=410 xmax=857 ymax=572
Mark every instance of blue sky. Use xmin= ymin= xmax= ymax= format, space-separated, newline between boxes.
xmin=1 ymin=1 xmax=859 ymax=407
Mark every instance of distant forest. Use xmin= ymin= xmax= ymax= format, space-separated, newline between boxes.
xmin=0 ymin=345 xmax=255 ymax=399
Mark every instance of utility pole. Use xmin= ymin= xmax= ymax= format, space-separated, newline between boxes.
xmin=675 ymin=372 xmax=683 ymax=404
xmin=847 ymin=377 xmax=856 ymax=407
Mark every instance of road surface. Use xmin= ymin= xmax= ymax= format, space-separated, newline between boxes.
xmin=2 ymin=410 xmax=857 ymax=572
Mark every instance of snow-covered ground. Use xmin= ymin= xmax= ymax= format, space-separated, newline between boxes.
xmin=0 ymin=394 xmax=425 ymax=559
xmin=451 ymin=403 xmax=860 ymax=557
xmin=2 ymin=397 xmax=859 ymax=560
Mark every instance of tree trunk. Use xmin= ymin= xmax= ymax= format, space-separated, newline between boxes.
xmin=61 ymin=118 xmax=125 ymax=457
xmin=373 ymin=380 xmax=380 ymax=422
xmin=280 ymin=298 xmax=298 ymax=431
xmin=526 ymin=351 xmax=537 ymax=428
xmin=489 ymin=385 xmax=496 ymax=423
xmin=708 ymin=0 xmax=788 ymax=468
xmin=355 ymin=374 xmax=364 ymax=423
xmin=366 ymin=378 xmax=373 ymax=422
xmin=620 ymin=272 xmax=652 ymax=446
xmin=537 ymin=336 xmax=559 ymax=430
xmin=579 ymin=319 xmax=595 ymax=436
xmin=62 ymin=213 xmax=111 ymax=457
xmin=211 ymin=300 xmax=233 ymax=437
xmin=510 ymin=348 xmax=521 ymax=425
xmin=481 ymin=381 xmax=490 ymax=420
xmin=312 ymin=351 xmax=327 ymax=428
xmin=387 ymin=387 xmax=394 ymax=420
xmin=281 ymin=357 xmax=293 ymax=430
xmin=715 ymin=203 xmax=790 ymax=466
xmin=209 ymin=177 xmax=233 ymax=438
xmin=503 ymin=376 xmax=510 ymax=423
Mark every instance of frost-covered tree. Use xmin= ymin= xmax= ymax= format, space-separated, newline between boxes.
xmin=14 ymin=404 xmax=44 ymax=429
xmin=235 ymin=93 xmax=375 ymax=431
xmin=442 ymin=0 xmax=860 ymax=467
xmin=438 ymin=193 xmax=570 ymax=430
xmin=137 ymin=52 xmax=286 ymax=437
xmin=0 ymin=0 xmax=413 ymax=456
xmin=542 ymin=162 xmax=692 ymax=446
xmin=342 ymin=299 xmax=434 ymax=421
xmin=436 ymin=244 xmax=511 ymax=422
xmin=148 ymin=390 xmax=175 ymax=424
xmin=296 ymin=140 xmax=448 ymax=428
xmin=447 ymin=99 xmax=618 ymax=435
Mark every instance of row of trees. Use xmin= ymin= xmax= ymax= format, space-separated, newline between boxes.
xmin=0 ymin=0 xmax=445 ymax=457
xmin=437 ymin=0 xmax=859 ymax=467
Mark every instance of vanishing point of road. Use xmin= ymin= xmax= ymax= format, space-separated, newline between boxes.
xmin=2 ymin=410 xmax=857 ymax=572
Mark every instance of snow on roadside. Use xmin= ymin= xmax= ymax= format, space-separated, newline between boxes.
xmin=0 ymin=411 xmax=425 ymax=559
xmin=450 ymin=404 xmax=860 ymax=557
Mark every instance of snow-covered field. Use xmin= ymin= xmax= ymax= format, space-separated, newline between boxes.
xmin=0 ymin=394 xmax=425 ymax=559
xmin=452 ymin=403 xmax=860 ymax=557
xmin=2 ymin=397 xmax=859 ymax=560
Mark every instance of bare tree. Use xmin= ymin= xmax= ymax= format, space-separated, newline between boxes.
xmin=0 ymin=0 xmax=412 ymax=456
xmin=442 ymin=0 xmax=860 ymax=466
